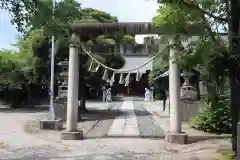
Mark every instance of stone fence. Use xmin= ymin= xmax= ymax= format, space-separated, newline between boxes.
xmin=180 ymin=100 xmax=199 ymax=122
xmin=165 ymin=99 xmax=199 ymax=122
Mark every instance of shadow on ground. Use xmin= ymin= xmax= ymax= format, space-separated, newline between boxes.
xmin=0 ymin=106 xmax=49 ymax=113
xmin=187 ymin=134 xmax=231 ymax=144
xmin=84 ymin=135 xmax=165 ymax=140
xmin=79 ymin=108 xmax=151 ymax=122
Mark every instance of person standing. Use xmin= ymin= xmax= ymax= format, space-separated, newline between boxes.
xmin=144 ymin=88 xmax=150 ymax=101
xmin=162 ymin=89 xmax=167 ymax=111
xmin=106 ymin=87 xmax=112 ymax=101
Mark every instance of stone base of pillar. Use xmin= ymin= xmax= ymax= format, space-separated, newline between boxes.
xmin=165 ymin=131 xmax=188 ymax=144
xmin=40 ymin=118 xmax=63 ymax=131
xmin=60 ymin=130 xmax=83 ymax=140
xmin=237 ymin=122 xmax=240 ymax=158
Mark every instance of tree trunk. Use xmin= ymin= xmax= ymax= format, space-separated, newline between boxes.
xmin=10 ymin=90 xmax=24 ymax=108
xmin=229 ymin=70 xmax=240 ymax=152
xmin=26 ymin=85 xmax=34 ymax=108
xmin=80 ymin=96 xmax=86 ymax=110
xmin=229 ymin=0 xmax=240 ymax=153
xmin=79 ymin=78 xmax=87 ymax=112
xmin=206 ymin=80 xmax=218 ymax=105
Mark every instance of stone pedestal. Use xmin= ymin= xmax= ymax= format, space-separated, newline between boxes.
xmin=60 ymin=130 xmax=83 ymax=140
xmin=54 ymin=102 xmax=67 ymax=121
xmin=237 ymin=122 xmax=240 ymax=158
xmin=40 ymin=118 xmax=63 ymax=131
xmin=165 ymin=131 xmax=188 ymax=144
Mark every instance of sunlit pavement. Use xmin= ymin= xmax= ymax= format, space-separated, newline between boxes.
xmin=0 ymin=100 xmax=230 ymax=160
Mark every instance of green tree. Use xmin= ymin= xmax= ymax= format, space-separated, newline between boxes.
xmin=152 ymin=0 xmax=228 ymax=105
xmin=4 ymin=0 xmax=128 ymax=111
xmin=0 ymin=47 xmax=36 ymax=107
xmin=1 ymin=0 xmax=129 ymax=111
xmin=152 ymin=0 xmax=240 ymax=153
xmin=1 ymin=0 xmax=39 ymax=33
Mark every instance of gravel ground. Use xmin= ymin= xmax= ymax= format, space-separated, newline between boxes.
xmin=0 ymin=101 xmax=231 ymax=160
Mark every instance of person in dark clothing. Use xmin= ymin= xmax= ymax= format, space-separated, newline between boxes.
xmin=162 ymin=89 xmax=167 ymax=111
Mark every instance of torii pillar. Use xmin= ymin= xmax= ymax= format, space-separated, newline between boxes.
xmin=165 ymin=36 xmax=188 ymax=144
xmin=60 ymin=33 xmax=83 ymax=140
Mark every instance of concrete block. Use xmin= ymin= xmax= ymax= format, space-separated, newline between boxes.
xmin=165 ymin=131 xmax=188 ymax=144
xmin=40 ymin=118 xmax=63 ymax=131
xmin=60 ymin=130 xmax=83 ymax=140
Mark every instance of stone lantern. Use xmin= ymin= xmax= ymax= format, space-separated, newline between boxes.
xmin=180 ymin=71 xmax=197 ymax=100
xmin=180 ymin=71 xmax=198 ymax=122
xmin=56 ymin=60 xmax=68 ymax=101
xmin=181 ymin=72 xmax=193 ymax=86
xmin=55 ymin=60 xmax=69 ymax=121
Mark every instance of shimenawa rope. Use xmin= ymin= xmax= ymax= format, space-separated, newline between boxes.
xmin=80 ymin=43 xmax=189 ymax=73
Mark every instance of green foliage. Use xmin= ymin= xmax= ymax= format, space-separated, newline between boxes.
xmin=1 ymin=0 xmax=81 ymax=34
xmin=153 ymin=0 xmax=230 ymax=109
xmin=1 ymin=0 xmax=39 ymax=33
xmin=120 ymin=35 xmax=136 ymax=44
xmin=191 ymin=90 xmax=231 ymax=133
xmin=102 ymin=53 xmax=125 ymax=69
xmin=153 ymin=2 xmax=205 ymax=34
xmin=0 ymin=0 xmax=127 ymax=107
xmin=80 ymin=8 xmax=118 ymax=23
xmin=148 ymin=37 xmax=169 ymax=99
xmin=217 ymin=150 xmax=235 ymax=160
xmin=0 ymin=50 xmax=24 ymax=91
xmin=153 ymin=0 xmax=228 ymax=72
xmin=96 ymin=36 xmax=116 ymax=45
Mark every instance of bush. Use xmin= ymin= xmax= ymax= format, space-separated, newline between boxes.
xmin=191 ymin=91 xmax=231 ymax=134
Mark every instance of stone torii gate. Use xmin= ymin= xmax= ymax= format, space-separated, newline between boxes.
xmin=54 ymin=22 xmax=187 ymax=143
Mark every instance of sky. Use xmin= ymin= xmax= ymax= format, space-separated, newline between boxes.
xmin=0 ymin=0 xmax=159 ymax=50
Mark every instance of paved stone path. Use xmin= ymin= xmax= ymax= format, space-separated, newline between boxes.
xmin=85 ymin=100 xmax=164 ymax=139
xmin=0 ymin=100 xmax=231 ymax=159
xmin=108 ymin=101 xmax=140 ymax=137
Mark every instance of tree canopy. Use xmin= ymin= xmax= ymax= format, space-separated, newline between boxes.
xmin=151 ymin=0 xmax=240 ymax=153
xmin=0 ymin=0 xmax=130 ymax=109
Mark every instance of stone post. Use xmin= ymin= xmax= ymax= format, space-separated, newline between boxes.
xmin=120 ymin=44 xmax=124 ymax=54
xmin=165 ymin=36 xmax=188 ymax=144
xmin=145 ymin=43 xmax=149 ymax=54
xmin=169 ymin=38 xmax=181 ymax=133
xmin=150 ymin=86 xmax=154 ymax=101
xmin=102 ymin=85 xmax=106 ymax=102
xmin=60 ymin=33 xmax=83 ymax=140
